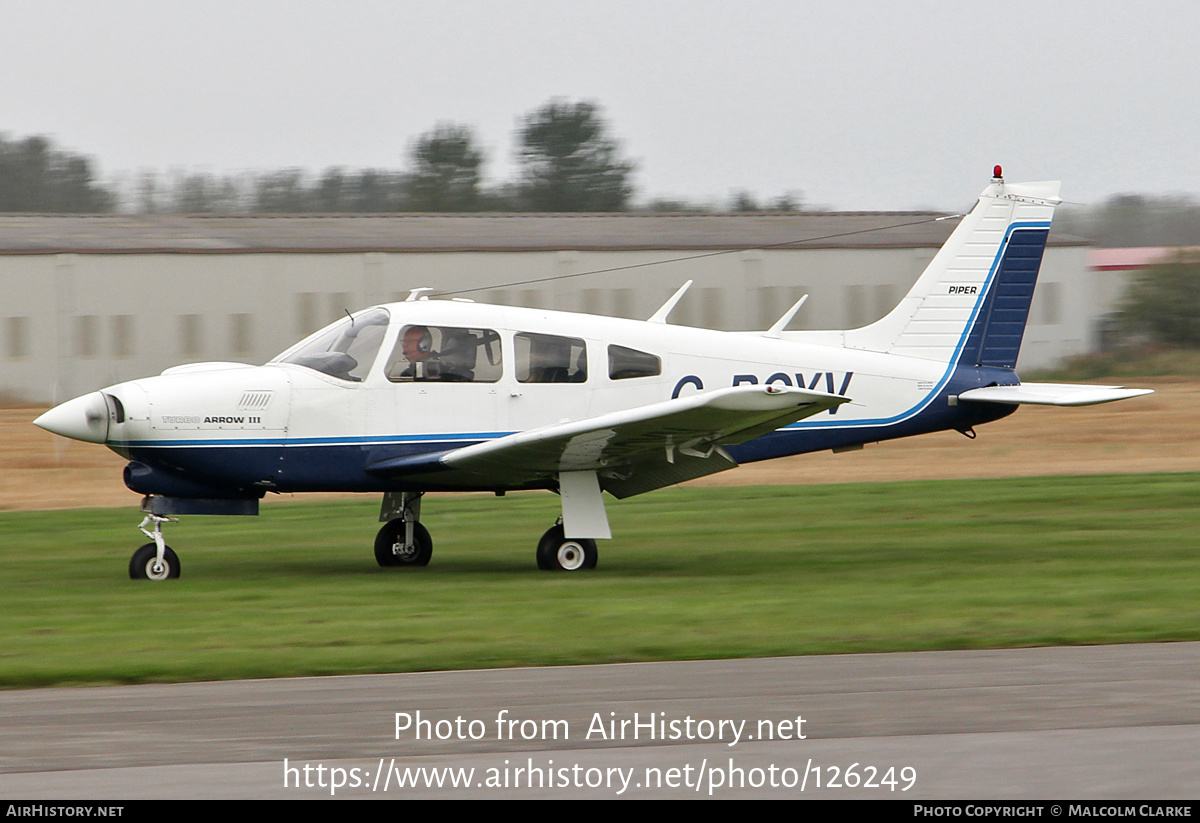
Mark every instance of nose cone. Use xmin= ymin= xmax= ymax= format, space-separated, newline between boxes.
xmin=34 ymin=392 xmax=110 ymax=443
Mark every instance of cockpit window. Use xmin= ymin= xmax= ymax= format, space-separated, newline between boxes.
xmin=275 ymin=308 xmax=389 ymax=381
xmin=608 ymin=345 xmax=661 ymax=379
xmin=516 ymin=333 xmax=587 ymax=383
xmin=385 ymin=325 xmax=502 ymax=383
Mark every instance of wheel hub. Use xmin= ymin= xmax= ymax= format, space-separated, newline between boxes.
xmin=394 ymin=539 xmax=418 ymax=561
xmin=557 ymin=542 xmax=585 ymax=571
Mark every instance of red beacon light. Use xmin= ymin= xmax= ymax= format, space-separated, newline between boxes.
xmin=993 ymin=165 xmax=1003 ymax=179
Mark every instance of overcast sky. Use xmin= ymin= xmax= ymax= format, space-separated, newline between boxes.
xmin=4 ymin=0 xmax=1200 ymax=211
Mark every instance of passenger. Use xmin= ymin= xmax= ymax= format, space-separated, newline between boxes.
xmin=437 ymin=329 xmax=476 ymax=382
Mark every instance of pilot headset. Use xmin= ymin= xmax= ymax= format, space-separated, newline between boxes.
xmin=411 ymin=327 xmax=433 ymax=353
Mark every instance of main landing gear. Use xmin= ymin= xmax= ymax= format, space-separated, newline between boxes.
xmin=376 ymin=471 xmax=611 ymax=572
xmin=375 ymin=491 xmax=432 ymax=567
xmin=374 ymin=500 xmax=598 ymax=571
xmin=536 ymin=522 xmax=598 ymax=571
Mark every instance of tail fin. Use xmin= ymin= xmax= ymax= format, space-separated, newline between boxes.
xmin=846 ymin=175 xmax=1061 ymax=367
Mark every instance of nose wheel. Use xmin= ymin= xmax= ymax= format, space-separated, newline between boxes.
xmin=131 ymin=514 xmax=181 ymax=580
xmin=130 ymin=542 xmax=181 ymax=580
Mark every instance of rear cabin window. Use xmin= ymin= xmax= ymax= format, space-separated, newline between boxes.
xmin=608 ymin=345 xmax=661 ymax=380
xmin=386 ymin=325 xmax=502 ymax=383
xmin=515 ymin=333 xmax=587 ymax=383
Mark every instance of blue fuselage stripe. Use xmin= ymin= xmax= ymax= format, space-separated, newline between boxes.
xmin=115 ymin=432 xmax=516 ymax=448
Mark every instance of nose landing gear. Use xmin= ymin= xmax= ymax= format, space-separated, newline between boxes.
xmin=131 ymin=513 xmax=181 ymax=580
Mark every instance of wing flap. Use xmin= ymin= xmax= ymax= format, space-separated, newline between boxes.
xmin=957 ymin=382 xmax=1153 ymax=407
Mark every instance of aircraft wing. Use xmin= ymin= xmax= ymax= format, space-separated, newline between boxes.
xmin=370 ymin=385 xmax=848 ymax=498
xmin=957 ymin=382 xmax=1153 ymax=407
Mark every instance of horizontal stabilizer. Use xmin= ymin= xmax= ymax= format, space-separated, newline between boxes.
xmin=957 ymin=382 xmax=1153 ymax=407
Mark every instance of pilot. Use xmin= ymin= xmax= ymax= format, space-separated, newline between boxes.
xmin=397 ymin=325 xmax=439 ymax=380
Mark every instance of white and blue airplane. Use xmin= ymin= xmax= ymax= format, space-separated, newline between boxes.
xmin=35 ymin=170 xmax=1152 ymax=579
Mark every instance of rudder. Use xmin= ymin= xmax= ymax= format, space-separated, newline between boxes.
xmin=957 ymin=225 xmax=1049 ymax=368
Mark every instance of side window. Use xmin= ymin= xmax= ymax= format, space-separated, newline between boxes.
xmin=386 ymin=326 xmax=502 ymax=383
xmin=608 ymin=345 xmax=662 ymax=380
xmin=515 ymin=333 xmax=587 ymax=384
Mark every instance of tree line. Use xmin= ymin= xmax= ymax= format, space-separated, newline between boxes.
xmin=7 ymin=109 xmax=1200 ymax=349
xmin=2 ymin=99 xmax=800 ymax=215
xmin=1056 ymin=196 xmax=1200 ymax=350
xmin=0 ymin=134 xmax=114 ymax=212
xmin=1057 ymin=195 xmax=1200 ymax=248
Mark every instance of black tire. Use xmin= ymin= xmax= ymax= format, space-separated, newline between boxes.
xmin=374 ymin=520 xmax=433 ymax=567
xmin=535 ymin=524 xmax=598 ymax=571
xmin=129 ymin=542 xmax=181 ymax=580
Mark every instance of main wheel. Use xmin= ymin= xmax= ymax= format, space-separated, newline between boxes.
xmin=536 ymin=524 xmax=598 ymax=571
xmin=374 ymin=520 xmax=433 ymax=567
xmin=129 ymin=542 xmax=181 ymax=580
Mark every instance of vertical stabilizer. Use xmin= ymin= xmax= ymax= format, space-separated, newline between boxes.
xmin=845 ymin=175 xmax=1061 ymax=366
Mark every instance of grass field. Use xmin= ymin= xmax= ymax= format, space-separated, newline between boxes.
xmin=2 ymin=473 xmax=1198 ymax=688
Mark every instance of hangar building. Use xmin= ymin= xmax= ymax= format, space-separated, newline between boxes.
xmin=0 ymin=212 xmax=1093 ymax=404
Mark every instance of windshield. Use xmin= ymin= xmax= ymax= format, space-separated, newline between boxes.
xmin=275 ymin=308 xmax=390 ymax=381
